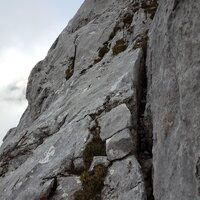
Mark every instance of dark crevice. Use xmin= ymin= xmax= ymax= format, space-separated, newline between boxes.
xmin=65 ymin=35 xmax=79 ymax=80
xmin=48 ymin=177 xmax=58 ymax=200
xmin=137 ymin=44 xmax=154 ymax=200
xmin=72 ymin=35 xmax=78 ymax=68
xmin=172 ymin=0 xmax=181 ymax=11
xmin=40 ymin=177 xmax=58 ymax=200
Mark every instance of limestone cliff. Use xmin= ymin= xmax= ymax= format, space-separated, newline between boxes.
xmin=0 ymin=0 xmax=199 ymax=200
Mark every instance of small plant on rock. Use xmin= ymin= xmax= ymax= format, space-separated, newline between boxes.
xmin=74 ymin=165 xmax=107 ymax=200
xmin=93 ymin=42 xmax=110 ymax=65
xmin=141 ymin=0 xmax=158 ymax=19
xmin=98 ymin=42 xmax=110 ymax=59
xmin=83 ymin=138 xmax=106 ymax=169
xmin=65 ymin=56 xmax=75 ymax=80
xmin=65 ymin=64 xmax=74 ymax=80
xmin=123 ymin=13 xmax=133 ymax=26
xmin=112 ymin=39 xmax=128 ymax=55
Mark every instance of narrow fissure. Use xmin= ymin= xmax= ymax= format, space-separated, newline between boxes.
xmin=40 ymin=177 xmax=58 ymax=200
xmin=65 ymin=35 xmax=78 ymax=81
xmin=48 ymin=177 xmax=58 ymax=199
xmin=137 ymin=47 xmax=154 ymax=200
xmin=72 ymin=35 xmax=78 ymax=69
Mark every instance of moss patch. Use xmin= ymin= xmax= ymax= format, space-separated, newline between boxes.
xmin=83 ymin=138 xmax=106 ymax=169
xmin=65 ymin=64 xmax=74 ymax=80
xmin=74 ymin=165 xmax=107 ymax=200
xmin=123 ymin=13 xmax=133 ymax=26
xmin=98 ymin=43 xmax=110 ymax=59
xmin=141 ymin=0 xmax=158 ymax=19
xmin=74 ymin=135 xmax=107 ymax=200
xmin=93 ymin=43 xmax=110 ymax=65
xmin=65 ymin=56 xmax=75 ymax=80
xmin=112 ymin=39 xmax=128 ymax=56
xmin=93 ymin=58 xmax=102 ymax=65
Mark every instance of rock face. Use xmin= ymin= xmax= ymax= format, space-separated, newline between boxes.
xmin=148 ymin=0 xmax=200 ymax=199
xmin=0 ymin=0 xmax=199 ymax=199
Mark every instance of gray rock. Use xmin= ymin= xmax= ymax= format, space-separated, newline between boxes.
xmin=89 ymin=156 xmax=110 ymax=171
xmin=51 ymin=176 xmax=82 ymax=200
xmin=73 ymin=158 xmax=85 ymax=172
xmin=147 ymin=0 xmax=200 ymax=199
xmin=2 ymin=127 xmax=16 ymax=142
xmin=0 ymin=117 xmax=90 ymax=199
xmin=0 ymin=0 xmax=147 ymax=198
xmin=39 ymin=178 xmax=57 ymax=199
xmin=106 ymin=129 xmax=133 ymax=161
xmin=102 ymin=156 xmax=146 ymax=200
xmin=99 ymin=104 xmax=132 ymax=141
xmin=4 ymin=0 xmax=198 ymax=199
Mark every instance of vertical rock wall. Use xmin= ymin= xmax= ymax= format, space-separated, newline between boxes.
xmin=148 ymin=0 xmax=200 ymax=199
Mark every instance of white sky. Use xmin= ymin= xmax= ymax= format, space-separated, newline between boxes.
xmin=0 ymin=1 xmax=84 ymax=143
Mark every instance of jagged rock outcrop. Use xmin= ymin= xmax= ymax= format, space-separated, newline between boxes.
xmin=0 ymin=0 xmax=199 ymax=199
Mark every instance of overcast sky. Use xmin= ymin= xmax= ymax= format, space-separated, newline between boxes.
xmin=0 ymin=0 xmax=84 ymax=143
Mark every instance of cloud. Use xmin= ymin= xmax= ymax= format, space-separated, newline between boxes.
xmin=0 ymin=100 xmax=28 ymax=144
xmin=0 ymin=80 xmax=26 ymax=102
xmin=0 ymin=0 xmax=84 ymax=53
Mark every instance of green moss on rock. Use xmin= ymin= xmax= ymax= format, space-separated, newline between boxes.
xmin=123 ymin=13 xmax=133 ymax=26
xmin=74 ymin=165 xmax=107 ymax=200
xmin=141 ymin=0 xmax=158 ymax=19
xmin=65 ymin=64 xmax=74 ymax=80
xmin=93 ymin=43 xmax=110 ymax=65
xmin=83 ymin=138 xmax=106 ymax=169
xmin=112 ymin=39 xmax=128 ymax=55
xmin=98 ymin=43 xmax=110 ymax=59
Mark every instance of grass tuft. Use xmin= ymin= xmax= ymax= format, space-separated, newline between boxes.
xmin=74 ymin=165 xmax=107 ymax=200
xmin=83 ymin=138 xmax=106 ymax=169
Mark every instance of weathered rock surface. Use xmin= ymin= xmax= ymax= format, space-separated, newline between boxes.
xmin=0 ymin=0 xmax=199 ymax=199
xmin=0 ymin=0 xmax=151 ymax=199
xmin=106 ymin=129 xmax=133 ymax=161
xmin=147 ymin=0 xmax=200 ymax=199
xmin=89 ymin=156 xmax=110 ymax=171
xmin=102 ymin=156 xmax=146 ymax=200
xmin=99 ymin=104 xmax=132 ymax=141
